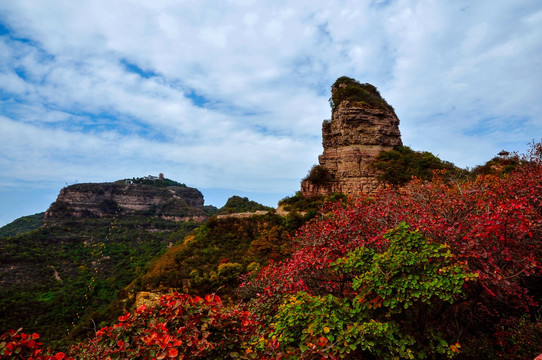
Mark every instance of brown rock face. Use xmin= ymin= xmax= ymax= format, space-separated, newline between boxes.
xmin=44 ymin=181 xmax=207 ymax=223
xmin=301 ymin=81 xmax=402 ymax=197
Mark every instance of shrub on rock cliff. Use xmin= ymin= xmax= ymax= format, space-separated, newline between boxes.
xmin=302 ymin=165 xmax=333 ymax=185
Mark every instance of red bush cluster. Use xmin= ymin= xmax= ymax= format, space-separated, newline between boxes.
xmin=243 ymin=142 xmax=542 ymax=357
xmin=0 ymin=329 xmax=69 ymax=360
xmin=68 ymin=293 xmax=257 ymax=359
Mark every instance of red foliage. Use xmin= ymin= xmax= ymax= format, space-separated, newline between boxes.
xmin=68 ymin=292 xmax=258 ymax=359
xmin=243 ymin=142 xmax=542 ymax=343
xmin=0 ymin=329 xmax=71 ymax=360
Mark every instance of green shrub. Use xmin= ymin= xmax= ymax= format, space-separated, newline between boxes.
xmin=303 ymin=165 xmax=333 ymax=185
xmin=216 ymin=196 xmax=272 ymax=215
xmin=469 ymin=155 xmax=521 ymax=177
xmin=217 ymin=262 xmax=244 ymax=282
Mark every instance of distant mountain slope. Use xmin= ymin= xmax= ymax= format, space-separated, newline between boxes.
xmin=0 ymin=212 xmax=44 ymax=238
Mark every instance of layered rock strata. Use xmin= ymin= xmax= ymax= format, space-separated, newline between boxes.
xmin=45 ymin=181 xmax=207 ymax=222
xmin=301 ymin=81 xmax=402 ymax=197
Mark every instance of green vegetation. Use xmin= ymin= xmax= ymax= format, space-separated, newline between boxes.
xmin=204 ymin=205 xmax=219 ymax=216
xmin=469 ymin=154 xmax=521 ymax=177
xmin=329 ymin=76 xmax=394 ymax=112
xmin=123 ymin=176 xmax=187 ymax=188
xmin=278 ymin=191 xmax=346 ymax=214
xmin=269 ymin=224 xmax=476 ymax=359
xmin=216 ymin=196 xmax=273 ymax=215
xmin=302 ymin=164 xmax=334 ymax=185
xmin=371 ymin=145 xmax=466 ymax=185
xmin=0 ymin=212 xmax=44 ymax=238
xmin=130 ymin=212 xmax=309 ymax=302
xmin=0 ymin=216 xmax=200 ymax=347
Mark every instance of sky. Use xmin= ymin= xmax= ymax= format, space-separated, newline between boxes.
xmin=0 ymin=0 xmax=541 ymax=227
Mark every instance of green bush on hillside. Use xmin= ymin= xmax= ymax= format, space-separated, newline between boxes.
xmin=216 ymin=196 xmax=272 ymax=215
xmin=469 ymin=155 xmax=521 ymax=177
xmin=268 ymin=223 xmax=476 ymax=359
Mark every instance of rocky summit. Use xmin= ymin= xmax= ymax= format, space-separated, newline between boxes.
xmin=301 ymin=77 xmax=402 ymax=197
xmin=44 ymin=177 xmax=207 ymax=223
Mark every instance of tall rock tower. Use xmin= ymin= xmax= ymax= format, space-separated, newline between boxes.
xmin=301 ymin=77 xmax=402 ymax=197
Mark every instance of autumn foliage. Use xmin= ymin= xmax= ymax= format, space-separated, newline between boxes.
xmin=2 ymin=142 xmax=542 ymax=359
xmin=0 ymin=329 xmax=69 ymax=360
xmin=68 ymin=293 xmax=257 ymax=359
xmin=242 ymin=141 xmax=542 ymax=358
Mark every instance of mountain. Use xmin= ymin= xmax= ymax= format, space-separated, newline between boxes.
xmin=45 ymin=177 xmax=208 ymax=224
xmin=0 ymin=176 xmax=280 ymax=347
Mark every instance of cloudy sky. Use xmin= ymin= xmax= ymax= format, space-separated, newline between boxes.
xmin=1 ymin=0 xmax=541 ymax=226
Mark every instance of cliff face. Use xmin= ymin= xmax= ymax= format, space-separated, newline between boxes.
xmin=45 ymin=181 xmax=207 ymax=223
xmin=301 ymin=79 xmax=402 ymax=197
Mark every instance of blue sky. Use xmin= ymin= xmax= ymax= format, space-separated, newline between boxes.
xmin=1 ymin=0 xmax=541 ymax=226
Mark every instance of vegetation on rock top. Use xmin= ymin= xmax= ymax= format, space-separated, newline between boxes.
xmin=329 ymin=76 xmax=395 ymax=112
xmin=120 ymin=176 xmax=187 ymax=188
xmin=301 ymin=164 xmax=334 ymax=186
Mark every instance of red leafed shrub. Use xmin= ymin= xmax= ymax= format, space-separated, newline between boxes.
xmin=0 ymin=329 xmax=70 ymax=360
xmin=248 ymin=144 xmax=542 ymax=300
xmin=243 ymin=142 xmax=542 ymax=358
xmin=69 ymin=293 xmax=258 ymax=359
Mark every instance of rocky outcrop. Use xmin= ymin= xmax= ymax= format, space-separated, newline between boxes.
xmin=301 ymin=78 xmax=402 ymax=197
xmin=44 ymin=179 xmax=207 ymax=223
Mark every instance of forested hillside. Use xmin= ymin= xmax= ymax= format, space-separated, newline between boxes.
xmin=0 ymin=216 xmax=201 ymax=347
xmin=0 ymin=212 xmax=44 ymax=238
